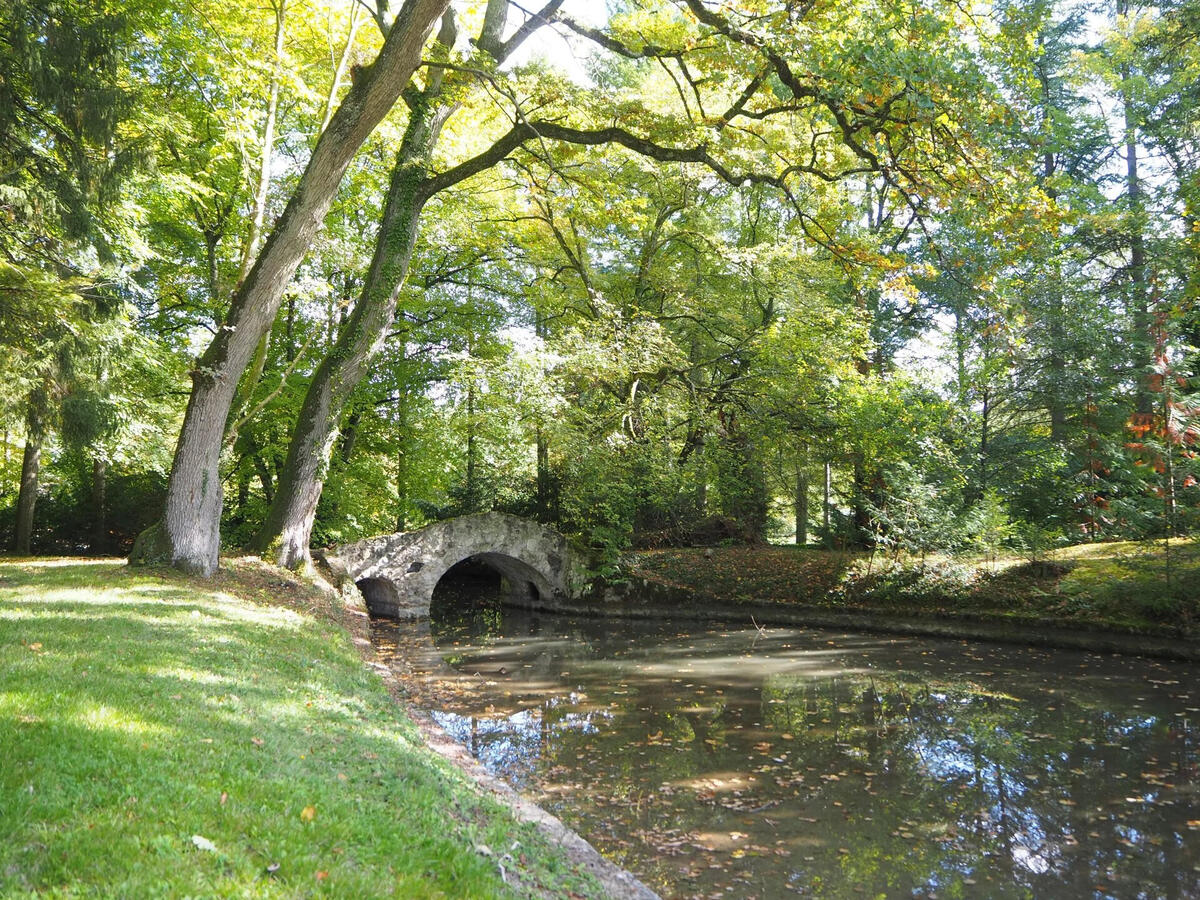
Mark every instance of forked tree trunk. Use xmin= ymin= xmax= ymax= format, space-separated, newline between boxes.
xmin=134 ymin=0 xmax=449 ymax=576
xmin=252 ymin=14 xmax=459 ymax=568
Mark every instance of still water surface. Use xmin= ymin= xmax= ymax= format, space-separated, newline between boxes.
xmin=372 ymin=602 xmax=1199 ymax=899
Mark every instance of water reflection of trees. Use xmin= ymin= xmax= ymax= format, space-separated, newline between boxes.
xmin=412 ymin=613 xmax=1199 ymax=898
xmin=759 ymin=673 xmax=1199 ymax=898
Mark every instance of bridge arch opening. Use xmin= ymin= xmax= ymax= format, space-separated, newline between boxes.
xmin=356 ymin=577 xmax=402 ymax=617
xmin=431 ymin=552 xmax=548 ymax=616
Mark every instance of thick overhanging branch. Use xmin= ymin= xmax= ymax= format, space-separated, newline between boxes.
xmin=421 ymin=120 xmax=804 ymax=202
xmin=552 ymin=13 xmax=687 ymax=59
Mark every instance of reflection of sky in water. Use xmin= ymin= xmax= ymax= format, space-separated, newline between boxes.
xmin=431 ymin=706 xmax=609 ymax=791
xmin=378 ymin=611 xmax=1200 ymax=899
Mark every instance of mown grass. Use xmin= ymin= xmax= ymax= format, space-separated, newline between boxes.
xmin=628 ymin=537 xmax=1200 ymax=637
xmin=0 ymin=558 xmax=600 ymax=898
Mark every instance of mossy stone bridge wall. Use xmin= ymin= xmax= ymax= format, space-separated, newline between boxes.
xmin=325 ymin=512 xmax=581 ymax=618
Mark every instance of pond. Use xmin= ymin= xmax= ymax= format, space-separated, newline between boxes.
xmin=371 ymin=596 xmax=1200 ymax=899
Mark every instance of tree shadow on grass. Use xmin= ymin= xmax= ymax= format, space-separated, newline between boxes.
xmin=0 ymin=583 xmax=583 ymax=898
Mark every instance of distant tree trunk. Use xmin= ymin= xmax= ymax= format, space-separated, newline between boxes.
xmin=395 ymin=398 xmax=409 ymax=533
xmin=14 ymin=438 xmax=41 ymax=555
xmin=852 ymin=455 xmax=870 ymax=545
xmin=133 ymin=0 xmax=450 ymax=576
xmin=534 ymin=311 xmax=551 ymax=521
xmin=235 ymin=467 xmax=251 ymax=517
xmin=339 ymin=409 xmax=362 ymax=463
xmin=1118 ymin=0 xmax=1152 ymax=415
xmin=823 ymin=461 xmax=832 ymax=544
xmin=536 ymin=424 xmax=550 ymax=519
xmin=953 ymin=307 xmax=968 ymax=406
xmin=253 ymin=454 xmax=274 ymax=503
xmin=1035 ymin=45 xmax=1068 ymax=444
xmin=978 ymin=385 xmax=991 ymax=500
xmin=795 ymin=466 xmax=808 ymax=545
xmin=91 ymin=456 xmax=107 ymax=553
xmin=235 ymin=0 xmax=287 ymax=288
xmin=465 ymin=377 xmax=479 ymax=513
xmin=13 ymin=392 xmax=47 ymax=555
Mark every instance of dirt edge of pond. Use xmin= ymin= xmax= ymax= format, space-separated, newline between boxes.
xmin=514 ymin=576 xmax=1200 ymax=662
xmin=322 ymin=575 xmax=660 ymax=900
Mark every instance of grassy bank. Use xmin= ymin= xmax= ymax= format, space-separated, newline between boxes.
xmin=0 ymin=557 xmax=600 ymax=898
xmin=627 ymin=538 xmax=1200 ymax=638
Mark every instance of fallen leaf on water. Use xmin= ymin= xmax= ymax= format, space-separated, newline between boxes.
xmin=300 ymin=805 xmax=316 ymax=823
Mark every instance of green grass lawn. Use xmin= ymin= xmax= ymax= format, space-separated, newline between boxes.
xmin=628 ymin=537 xmax=1200 ymax=637
xmin=0 ymin=558 xmax=600 ymax=898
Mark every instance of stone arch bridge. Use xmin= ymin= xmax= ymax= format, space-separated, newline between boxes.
xmin=324 ymin=512 xmax=583 ymax=619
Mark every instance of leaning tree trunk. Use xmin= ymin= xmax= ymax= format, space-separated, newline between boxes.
xmin=252 ymin=162 xmax=432 ymax=567
xmin=132 ymin=0 xmax=449 ymax=576
xmin=251 ymin=15 xmax=460 ymax=568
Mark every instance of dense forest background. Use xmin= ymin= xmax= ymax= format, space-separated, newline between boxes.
xmin=1 ymin=0 xmax=1197 ymax=571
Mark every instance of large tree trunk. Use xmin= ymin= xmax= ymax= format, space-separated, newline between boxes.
xmin=134 ymin=0 xmax=449 ymax=576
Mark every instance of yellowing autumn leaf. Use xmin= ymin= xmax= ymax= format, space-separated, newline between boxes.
xmin=300 ymin=805 xmax=316 ymax=823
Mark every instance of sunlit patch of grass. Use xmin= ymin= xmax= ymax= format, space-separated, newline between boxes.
xmin=0 ymin=558 xmax=601 ymax=898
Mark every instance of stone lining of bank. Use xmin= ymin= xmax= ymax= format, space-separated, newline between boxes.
xmin=511 ymin=574 xmax=1200 ymax=662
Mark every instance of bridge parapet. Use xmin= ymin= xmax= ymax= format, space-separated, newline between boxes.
xmin=325 ymin=512 xmax=582 ymax=619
